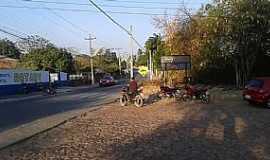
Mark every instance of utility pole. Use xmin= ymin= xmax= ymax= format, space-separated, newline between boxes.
xmin=118 ymin=55 xmax=122 ymax=76
xmin=110 ymin=48 xmax=123 ymax=77
xmin=130 ymin=25 xmax=134 ymax=79
xmin=149 ymin=49 xmax=153 ymax=80
xmin=85 ymin=34 xmax=96 ymax=85
xmin=149 ymin=36 xmax=154 ymax=80
xmin=149 ymin=34 xmax=158 ymax=80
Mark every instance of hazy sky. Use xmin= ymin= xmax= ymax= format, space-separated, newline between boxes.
xmin=0 ymin=0 xmax=210 ymax=55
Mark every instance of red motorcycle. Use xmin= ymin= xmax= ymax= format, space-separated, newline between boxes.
xmin=159 ymin=86 xmax=178 ymax=98
xmin=159 ymin=86 xmax=186 ymax=101
xmin=119 ymin=86 xmax=144 ymax=107
xmin=183 ymin=85 xmax=210 ymax=103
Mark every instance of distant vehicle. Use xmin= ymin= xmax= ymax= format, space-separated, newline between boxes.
xmin=243 ymin=77 xmax=270 ymax=108
xmin=99 ymin=76 xmax=116 ymax=87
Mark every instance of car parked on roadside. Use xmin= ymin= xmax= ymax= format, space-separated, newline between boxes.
xmin=99 ymin=76 xmax=116 ymax=87
xmin=243 ymin=77 xmax=270 ymax=108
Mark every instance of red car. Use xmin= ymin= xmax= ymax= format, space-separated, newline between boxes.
xmin=243 ymin=77 xmax=270 ymax=108
xmin=99 ymin=76 xmax=116 ymax=87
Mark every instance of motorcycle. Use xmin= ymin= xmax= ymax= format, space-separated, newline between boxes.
xmin=43 ymin=86 xmax=56 ymax=95
xmin=159 ymin=86 xmax=185 ymax=101
xmin=120 ymin=86 xmax=144 ymax=107
xmin=159 ymin=86 xmax=177 ymax=99
xmin=182 ymin=85 xmax=210 ymax=103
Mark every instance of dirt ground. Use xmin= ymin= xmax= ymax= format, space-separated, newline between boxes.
xmin=0 ymin=97 xmax=270 ymax=160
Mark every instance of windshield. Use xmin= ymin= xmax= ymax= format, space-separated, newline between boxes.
xmin=247 ymin=80 xmax=264 ymax=88
xmin=103 ymin=77 xmax=112 ymax=80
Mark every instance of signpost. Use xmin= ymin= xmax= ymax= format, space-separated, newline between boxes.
xmin=161 ymin=55 xmax=191 ymax=84
xmin=161 ymin=55 xmax=191 ymax=71
xmin=138 ymin=66 xmax=148 ymax=77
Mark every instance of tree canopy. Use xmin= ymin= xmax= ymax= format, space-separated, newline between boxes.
xmin=0 ymin=39 xmax=21 ymax=59
xmin=153 ymin=0 xmax=270 ymax=87
xmin=19 ymin=45 xmax=74 ymax=73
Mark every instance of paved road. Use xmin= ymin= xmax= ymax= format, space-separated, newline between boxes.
xmin=0 ymin=84 xmax=123 ymax=133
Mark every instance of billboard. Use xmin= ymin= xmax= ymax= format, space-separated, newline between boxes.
xmin=0 ymin=70 xmax=49 ymax=85
xmin=161 ymin=55 xmax=191 ymax=71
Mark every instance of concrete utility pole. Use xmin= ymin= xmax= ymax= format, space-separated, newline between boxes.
xmin=149 ymin=49 xmax=153 ymax=80
xmin=130 ymin=25 xmax=134 ymax=79
xmin=85 ymin=34 xmax=96 ymax=85
xmin=110 ymin=48 xmax=123 ymax=77
xmin=118 ymin=55 xmax=122 ymax=76
xmin=149 ymin=34 xmax=158 ymax=80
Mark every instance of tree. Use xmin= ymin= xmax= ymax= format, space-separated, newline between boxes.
xmin=144 ymin=34 xmax=168 ymax=70
xmin=73 ymin=54 xmax=91 ymax=73
xmin=95 ymin=49 xmax=119 ymax=73
xmin=20 ymin=46 xmax=74 ymax=73
xmin=16 ymin=35 xmax=53 ymax=53
xmin=153 ymin=0 xmax=270 ymax=86
xmin=203 ymin=0 xmax=270 ymax=87
xmin=0 ymin=39 xmax=21 ymax=59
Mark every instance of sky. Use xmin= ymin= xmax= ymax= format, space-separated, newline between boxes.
xmin=0 ymin=0 xmax=210 ymax=56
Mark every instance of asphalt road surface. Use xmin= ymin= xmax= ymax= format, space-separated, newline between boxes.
xmin=0 ymin=84 xmax=123 ymax=133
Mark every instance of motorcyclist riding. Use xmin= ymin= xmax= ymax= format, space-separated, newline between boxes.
xmin=129 ymin=77 xmax=138 ymax=97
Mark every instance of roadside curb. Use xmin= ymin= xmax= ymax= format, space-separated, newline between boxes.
xmin=0 ymin=99 xmax=118 ymax=151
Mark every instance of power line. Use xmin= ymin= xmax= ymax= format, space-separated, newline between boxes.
xmin=20 ymin=0 xmax=205 ymax=6
xmin=20 ymin=1 xmax=116 ymax=48
xmin=87 ymin=0 xmax=143 ymax=49
xmin=101 ymin=0 xmax=184 ymax=5
xmin=42 ymin=8 xmax=114 ymax=48
xmin=0 ymin=5 xmax=175 ymax=16
xmin=19 ymin=0 xmax=207 ymax=9
xmin=16 ymin=1 xmax=191 ymax=10
xmin=16 ymin=0 xmax=85 ymax=41
xmin=1 ymin=5 xmax=227 ymax=18
xmin=93 ymin=4 xmax=183 ymax=10
xmin=45 ymin=7 xmax=89 ymax=34
xmin=0 ymin=28 xmax=27 ymax=40
xmin=0 ymin=25 xmax=29 ymax=37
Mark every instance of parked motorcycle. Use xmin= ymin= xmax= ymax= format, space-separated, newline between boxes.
xmin=182 ymin=85 xmax=210 ymax=103
xmin=159 ymin=86 xmax=185 ymax=101
xmin=159 ymin=86 xmax=178 ymax=99
xmin=120 ymin=86 xmax=144 ymax=107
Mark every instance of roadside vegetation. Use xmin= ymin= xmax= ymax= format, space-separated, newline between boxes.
xmin=1 ymin=0 xmax=269 ymax=88
xmin=0 ymin=35 xmax=124 ymax=76
xmin=138 ymin=0 xmax=270 ymax=87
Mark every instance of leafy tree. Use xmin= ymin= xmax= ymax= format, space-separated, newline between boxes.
xmin=0 ymin=39 xmax=21 ymax=59
xmin=73 ymin=54 xmax=91 ymax=73
xmin=136 ymin=54 xmax=147 ymax=66
xmin=144 ymin=34 xmax=168 ymax=70
xmin=153 ymin=0 xmax=270 ymax=86
xmin=16 ymin=35 xmax=53 ymax=53
xmin=20 ymin=46 xmax=74 ymax=73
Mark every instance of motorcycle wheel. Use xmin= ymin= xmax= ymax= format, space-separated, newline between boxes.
xmin=134 ymin=95 xmax=144 ymax=107
xmin=183 ymin=94 xmax=191 ymax=102
xmin=201 ymin=94 xmax=210 ymax=104
xmin=120 ymin=94 xmax=128 ymax=106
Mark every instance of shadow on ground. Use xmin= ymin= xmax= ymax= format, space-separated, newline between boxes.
xmin=106 ymin=102 xmax=270 ymax=160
